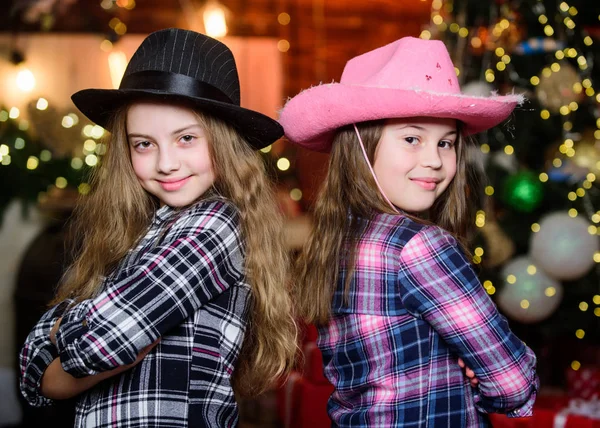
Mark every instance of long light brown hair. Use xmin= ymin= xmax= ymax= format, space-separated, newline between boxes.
xmin=295 ymin=120 xmax=483 ymax=325
xmin=53 ymin=101 xmax=297 ymax=396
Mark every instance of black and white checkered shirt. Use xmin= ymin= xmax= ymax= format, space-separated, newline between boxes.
xmin=20 ymin=198 xmax=250 ymax=427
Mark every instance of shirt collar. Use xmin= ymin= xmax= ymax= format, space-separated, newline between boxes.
xmin=154 ymin=204 xmax=175 ymax=224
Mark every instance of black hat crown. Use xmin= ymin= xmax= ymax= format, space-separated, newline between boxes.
xmin=71 ymin=28 xmax=282 ymax=149
xmin=121 ymin=28 xmax=241 ymax=106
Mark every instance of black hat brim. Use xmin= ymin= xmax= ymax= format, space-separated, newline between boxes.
xmin=71 ymin=89 xmax=283 ymax=149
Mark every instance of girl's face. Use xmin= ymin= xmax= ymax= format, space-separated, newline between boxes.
xmin=127 ymin=101 xmax=216 ymax=207
xmin=372 ymin=117 xmax=458 ymax=213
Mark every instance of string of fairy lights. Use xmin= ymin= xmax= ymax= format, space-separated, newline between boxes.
xmin=421 ymin=0 xmax=600 ymax=371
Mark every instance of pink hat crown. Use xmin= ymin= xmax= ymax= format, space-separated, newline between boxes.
xmin=341 ymin=37 xmax=461 ymax=95
xmin=279 ymin=36 xmax=524 ymax=152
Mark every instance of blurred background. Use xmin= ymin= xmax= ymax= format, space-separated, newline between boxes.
xmin=0 ymin=0 xmax=599 ymax=427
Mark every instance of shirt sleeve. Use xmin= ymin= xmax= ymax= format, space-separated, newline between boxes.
xmin=55 ymin=200 xmax=245 ymax=377
xmin=397 ymin=225 xmax=538 ymax=417
xmin=19 ymin=300 xmax=74 ymax=406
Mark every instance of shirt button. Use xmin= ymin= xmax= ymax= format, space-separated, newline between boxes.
xmin=82 ymin=319 xmax=88 ymax=327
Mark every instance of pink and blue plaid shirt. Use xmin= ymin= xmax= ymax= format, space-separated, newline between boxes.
xmin=317 ymin=212 xmax=538 ymax=427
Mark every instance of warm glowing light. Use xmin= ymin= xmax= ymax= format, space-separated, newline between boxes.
xmin=91 ymin=125 xmax=105 ymax=139
xmin=108 ymin=51 xmax=128 ymax=89
xmin=71 ymin=157 xmax=84 ymax=170
xmin=571 ymin=361 xmax=581 ymax=370
xmin=101 ymin=40 xmax=113 ymax=52
xmin=471 ymin=37 xmax=482 ymax=49
xmin=27 ymin=156 xmax=39 ymax=170
xmin=9 ymin=107 xmax=20 ymax=119
xmin=420 ymin=30 xmax=431 ymax=40
xmin=277 ymin=40 xmax=290 ymax=52
xmin=203 ymin=1 xmax=228 ymax=38
xmin=55 ymin=177 xmax=68 ymax=189
xmin=539 ymin=173 xmax=548 ymax=182
xmin=520 ymin=300 xmax=530 ymax=309
xmin=277 ymin=157 xmax=290 ymax=171
xmin=62 ymin=115 xmax=75 ymax=128
xmin=260 ymin=145 xmax=272 ymax=153
xmin=527 ymin=265 xmax=537 ymax=275
xmin=290 ymin=188 xmax=302 ymax=201
xmin=531 ymin=223 xmax=540 ymax=232
xmin=36 ymin=98 xmax=48 ymax=110
xmin=545 ymin=287 xmax=556 ymax=297
xmin=576 ymin=329 xmax=585 ymax=338
xmin=507 ymin=274 xmax=516 ymax=284
xmin=16 ymin=68 xmax=36 ymax=92
xmin=278 ymin=12 xmax=291 ymax=25
xmin=78 ymin=183 xmax=91 ymax=195
xmin=84 ymin=139 xmax=97 ymax=152
xmin=40 ymin=150 xmax=51 ymax=161
xmin=85 ymin=154 xmax=98 ymax=166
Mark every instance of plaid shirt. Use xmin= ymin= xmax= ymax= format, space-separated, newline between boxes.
xmin=317 ymin=212 xmax=538 ymax=427
xmin=19 ymin=198 xmax=250 ymax=427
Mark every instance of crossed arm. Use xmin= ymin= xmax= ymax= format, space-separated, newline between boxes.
xmin=40 ymin=320 xmax=157 ymax=399
xmin=20 ymin=200 xmax=244 ymax=405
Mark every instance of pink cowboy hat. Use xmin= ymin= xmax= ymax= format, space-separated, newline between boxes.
xmin=279 ymin=37 xmax=524 ymax=152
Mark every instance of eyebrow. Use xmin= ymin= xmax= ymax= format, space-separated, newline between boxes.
xmin=127 ymin=124 xmax=202 ymax=139
xmin=396 ymin=125 xmax=457 ymax=137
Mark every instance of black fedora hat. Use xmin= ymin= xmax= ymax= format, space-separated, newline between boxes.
xmin=72 ymin=28 xmax=283 ymax=149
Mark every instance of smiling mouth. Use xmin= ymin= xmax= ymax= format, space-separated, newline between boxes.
xmin=411 ymin=178 xmax=440 ymax=190
xmin=157 ymin=176 xmax=191 ymax=191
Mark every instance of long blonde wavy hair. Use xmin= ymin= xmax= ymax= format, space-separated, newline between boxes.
xmin=52 ymin=100 xmax=297 ymax=396
xmin=295 ymin=120 xmax=483 ymax=326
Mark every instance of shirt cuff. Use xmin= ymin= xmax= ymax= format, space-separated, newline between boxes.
xmin=20 ymin=337 xmax=58 ymax=407
xmin=506 ymin=367 xmax=540 ymax=418
xmin=54 ymin=300 xmax=97 ymax=377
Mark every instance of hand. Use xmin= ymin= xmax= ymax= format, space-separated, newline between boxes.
xmin=458 ymin=357 xmax=479 ymax=387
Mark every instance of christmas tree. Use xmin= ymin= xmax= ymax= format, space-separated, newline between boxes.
xmin=422 ymin=0 xmax=600 ymax=390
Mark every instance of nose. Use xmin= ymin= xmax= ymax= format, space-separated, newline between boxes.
xmin=157 ymin=145 xmax=180 ymax=173
xmin=420 ymin=143 xmax=442 ymax=169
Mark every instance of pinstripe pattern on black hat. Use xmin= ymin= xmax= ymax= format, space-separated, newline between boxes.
xmin=71 ymin=28 xmax=282 ymax=149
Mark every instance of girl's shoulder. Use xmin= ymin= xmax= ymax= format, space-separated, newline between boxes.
xmin=164 ymin=197 xmax=242 ymax=239
xmin=186 ymin=196 xmax=241 ymax=220
xmin=371 ymin=213 xmax=457 ymax=251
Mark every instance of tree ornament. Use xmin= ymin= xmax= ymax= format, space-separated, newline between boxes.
xmin=530 ymin=212 xmax=599 ymax=280
xmin=571 ymin=131 xmax=600 ymax=176
xmin=535 ymin=62 xmax=582 ymax=113
xmin=479 ymin=220 xmax=516 ymax=268
xmin=502 ymin=171 xmax=544 ymax=212
xmin=497 ymin=256 xmax=563 ymax=323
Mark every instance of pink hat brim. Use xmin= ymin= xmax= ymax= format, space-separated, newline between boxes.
xmin=279 ymin=83 xmax=524 ymax=152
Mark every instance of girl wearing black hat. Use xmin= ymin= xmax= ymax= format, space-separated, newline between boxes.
xmin=19 ymin=28 xmax=297 ymax=427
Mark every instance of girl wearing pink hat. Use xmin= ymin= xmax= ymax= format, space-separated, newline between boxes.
xmin=280 ymin=37 xmax=538 ymax=427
